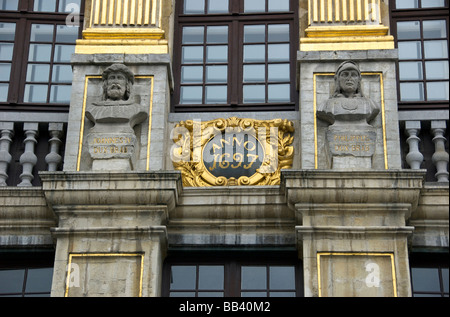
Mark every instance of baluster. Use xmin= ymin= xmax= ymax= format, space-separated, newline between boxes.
xmin=18 ymin=123 xmax=39 ymax=187
xmin=431 ymin=121 xmax=449 ymax=182
xmin=0 ymin=122 xmax=14 ymax=186
xmin=405 ymin=121 xmax=423 ymax=170
xmin=45 ymin=123 xmax=64 ymax=172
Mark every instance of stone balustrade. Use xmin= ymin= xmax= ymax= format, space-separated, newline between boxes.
xmin=0 ymin=121 xmax=65 ymax=187
xmin=403 ymin=119 xmax=449 ymax=183
xmin=1 ymin=117 xmax=448 ymax=186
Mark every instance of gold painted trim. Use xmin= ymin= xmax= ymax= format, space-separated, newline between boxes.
xmin=305 ymin=26 xmax=390 ymax=37
xmin=76 ymin=75 xmax=154 ymax=171
xmin=65 ymin=253 xmax=145 ymax=297
xmin=313 ymin=72 xmax=388 ymax=170
xmin=172 ymin=117 xmax=294 ymax=187
xmin=317 ymin=252 xmax=397 ymax=297
xmin=82 ymin=28 xmax=166 ymax=40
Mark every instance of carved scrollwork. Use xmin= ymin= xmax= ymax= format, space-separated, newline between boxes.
xmin=172 ymin=117 xmax=294 ymax=187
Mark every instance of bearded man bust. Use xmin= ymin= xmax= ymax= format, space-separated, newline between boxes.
xmin=85 ymin=64 xmax=148 ymax=171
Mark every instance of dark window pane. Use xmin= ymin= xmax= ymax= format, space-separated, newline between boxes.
xmin=244 ymin=25 xmax=265 ymax=43
xmin=0 ymin=43 xmax=14 ymax=60
xmin=28 ymin=44 xmax=52 ymax=62
xmin=244 ymin=0 xmax=266 ymax=13
xmin=421 ymin=0 xmax=445 ymax=8
xmin=412 ymin=268 xmax=441 ymax=292
xmin=269 ymin=266 xmax=295 ymax=290
xmin=183 ymin=27 xmax=204 ymax=44
xmin=244 ymin=64 xmax=265 ymax=82
xmin=198 ymin=266 xmax=224 ymax=290
xmin=52 ymin=65 xmax=73 ymax=83
xmin=241 ymin=291 xmax=267 ymax=296
xmin=30 ymin=24 xmax=54 ymax=42
xmin=198 ymin=291 xmax=224 ymax=297
xmin=34 ymin=0 xmax=57 ymax=12
xmin=243 ymin=85 xmax=265 ymax=103
xmin=424 ymin=40 xmax=448 ymax=59
xmin=170 ymin=291 xmax=196 ymax=297
xmin=268 ymin=44 xmax=289 ymax=62
xmin=268 ymin=0 xmax=290 ymax=12
xmin=0 ymin=0 xmax=19 ymax=10
xmin=25 ymin=268 xmax=53 ymax=293
xmin=400 ymin=82 xmax=424 ymax=101
xmin=268 ymin=84 xmax=290 ymax=102
xmin=0 ymin=269 xmax=25 ymax=293
xmin=395 ymin=0 xmax=418 ymax=9
xmin=397 ymin=21 xmax=420 ymax=40
xmin=423 ymin=20 xmax=447 ymax=39
xmin=24 ymin=84 xmax=48 ymax=102
xmin=0 ymin=63 xmax=11 ymax=81
xmin=270 ymin=291 xmax=296 ymax=297
xmin=184 ymin=0 xmax=205 ymax=14
xmin=58 ymin=0 xmax=81 ymax=12
xmin=398 ymin=41 xmax=422 ymax=60
xmin=268 ymin=63 xmax=290 ymax=82
xmin=427 ymin=82 xmax=449 ymax=100
xmin=399 ymin=61 xmax=423 ymax=80
xmin=241 ymin=266 xmax=266 ymax=290
xmin=206 ymin=45 xmax=228 ymax=63
xmin=50 ymin=85 xmax=72 ymax=103
xmin=208 ymin=0 xmax=229 ymax=13
xmin=181 ymin=86 xmax=203 ymax=104
xmin=207 ymin=26 xmax=228 ymax=44
xmin=425 ymin=61 xmax=449 ymax=80
xmin=26 ymin=64 xmax=50 ymax=82
xmin=181 ymin=66 xmax=204 ymax=83
xmin=0 ymin=23 xmax=16 ymax=41
xmin=182 ymin=46 xmax=204 ymax=64
xmin=244 ymin=45 xmax=265 ymax=62
xmin=56 ymin=25 xmax=79 ymax=43
xmin=0 ymin=83 xmax=8 ymax=102
xmin=170 ymin=266 xmax=197 ymax=290
xmin=205 ymin=85 xmax=227 ymax=104
xmin=206 ymin=65 xmax=227 ymax=83
xmin=268 ymin=24 xmax=289 ymax=42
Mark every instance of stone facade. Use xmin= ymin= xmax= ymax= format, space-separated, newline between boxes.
xmin=0 ymin=0 xmax=448 ymax=298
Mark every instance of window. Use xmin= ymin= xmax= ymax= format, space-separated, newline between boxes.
xmin=162 ymin=253 xmax=303 ymax=297
xmin=410 ymin=252 xmax=449 ymax=297
xmin=173 ymin=0 xmax=298 ymax=112
xmin=391 ymin=0 xmax=449 ymax=109
xmin=0 ymin=0 xmax=84 ymax=112
xmin=0 ymin=250 xmax=54 ymax=297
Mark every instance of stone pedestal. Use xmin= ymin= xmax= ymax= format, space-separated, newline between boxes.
xmin=41 ymin=171 xmax=182 ymax=297
xmin=282 ymin=169 xmax=425 ymax=297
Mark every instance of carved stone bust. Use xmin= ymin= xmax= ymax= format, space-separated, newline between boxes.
xmin=317 ymin=61 xmax=381 ymax=169
xmin=85 ymin=64 xmax=148 ymax=171
xmin=317 ymin=61 xmax=380 ymax=126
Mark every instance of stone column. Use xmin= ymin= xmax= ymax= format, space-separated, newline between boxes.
xmin=282 ymin=169 xmax=425 ymax=297
xmin=41 ymin=171 xmax=182 ymax=297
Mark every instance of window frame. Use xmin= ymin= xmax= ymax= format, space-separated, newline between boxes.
xmin=0 ymin=0 xmax=84 ymax=112
xmin=409 ymin=252 xmax=449 ymax=297
xmin=162 ymin=251 xmax=304 ymax=297
xmin=172 ymin=0 xmax=299 ymax=112
xmin=390 ymin=0 xmax=449 ymax=110
xmin=0 ymin=250 xmax=55 ymax=297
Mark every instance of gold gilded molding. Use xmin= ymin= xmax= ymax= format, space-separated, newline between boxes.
xmin=172 ymin=117 xmax=294 ymax=187
xmin=65 ymin=253 xmax=145 ymax=297
xmin=317 ymin=252 xmax=397 ymax=297
xmin=302 ymin=0 xmax=394 ymax=51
